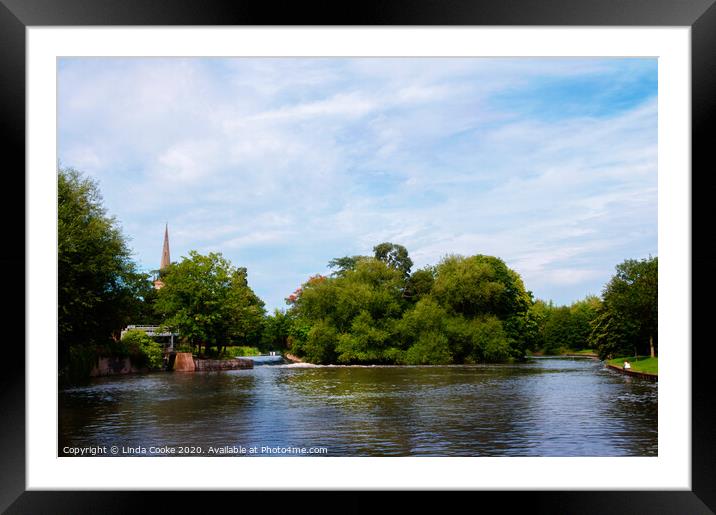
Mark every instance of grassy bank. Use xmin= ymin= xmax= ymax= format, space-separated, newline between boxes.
xmin=607 ymin=356 xmax=658 ymax=375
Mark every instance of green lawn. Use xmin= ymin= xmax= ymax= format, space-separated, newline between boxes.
xmin=607 ymin=356 xmax=658 ymax=375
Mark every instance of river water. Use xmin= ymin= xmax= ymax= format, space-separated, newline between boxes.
xmin=59 ymin=357 xmax=657 ymax=457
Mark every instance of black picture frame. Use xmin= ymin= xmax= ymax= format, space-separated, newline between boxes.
xmin=2 ymin=1 xmax=714 ymax=513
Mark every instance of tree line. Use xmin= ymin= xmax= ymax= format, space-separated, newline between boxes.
xmin=58 ymin=166 xmax=657 ymax=382
xmin=528 ymin=257 xmax=657 ymax=360
xmin=282 ymin=247 xmax=537 ymax=364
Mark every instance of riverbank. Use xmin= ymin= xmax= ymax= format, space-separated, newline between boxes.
xmin=606 ymin=356 xmax=658 ymax=381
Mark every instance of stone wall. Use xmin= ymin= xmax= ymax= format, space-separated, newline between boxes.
xmin=90 ymin=357 xmax=142 ymax=377
xmin=193 ymin=358 xmax=253 ymax=371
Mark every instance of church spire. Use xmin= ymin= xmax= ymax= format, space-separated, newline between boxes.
xmin=154 ymin=223 xmax=171 ymax=290
xmin=160 ymin=223 xmax=171 ymax=270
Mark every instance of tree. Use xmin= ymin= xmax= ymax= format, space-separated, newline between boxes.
xmin=289 ymin=258 xmax=405 ymax=363
xmin=293 ymin=260 xmax=403 ymax=333
xmin=223 ymin=266 xmax=266 ymax=353
xmin=261 ymin=309 xmax=293 ymax=351
xmin=287 ymin=248 xmax=536 ymax=364
xmin=589 ymin=257 xmax=657 ymax=359
xmin=541 ymin=306 xmax=573 ymax=354
xmin=405 ymin=332 xmax=452 ymax=365
xmin=373 ymin=242 xmax=413 ymax=279
xmin=299 ymin=319 xmax=339 ymax=364
xmin=568 ymin=295 xmax=601 ymax=350
xmin=431 ymin=254 xmax=531 ymax=319
xmin=327 ymin=255 xmax=368 ymax=277
xmin=531 ymin=296 xmax=601 ymax=354
xmin=404 ymin=266 xmax=435 ymax=302
xmin=58 ymin=167 xmax=149 ymax=381
xmin=154 ymin=251 xmax=265 ymax=355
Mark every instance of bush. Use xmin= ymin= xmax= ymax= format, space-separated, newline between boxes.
xmin=121 ymin=329 xmax=164 ymax=370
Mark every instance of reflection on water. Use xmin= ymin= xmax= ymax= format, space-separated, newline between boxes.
xmin=59 ymin=357 xmax=657 ymax=456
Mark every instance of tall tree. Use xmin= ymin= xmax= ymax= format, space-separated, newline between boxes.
xmin=327 ymin=255 xmax=368 ymax=277
xmin=373 ymin=242 xmax=413 ymax=279
xmin=590 ymin=257 xmax=657 ymax=359
xmin=58 ymin=167 xmax=148 ymax=378
xmin=154 ymin=251 xmax=265 ymax=355
xmin=289 ymin=258 xmax=405 ymax=363
xmin=431 ymin=254 xmax=530 ymax=319
xmin=261 ymin=309 xmax=293 ymax=351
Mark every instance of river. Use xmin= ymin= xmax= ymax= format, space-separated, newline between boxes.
xmin=59 ymin=357 xmax=657 ymax=457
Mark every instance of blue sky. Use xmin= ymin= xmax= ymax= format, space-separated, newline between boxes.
xmin=58 ymin=58 xmax=657 ymax=312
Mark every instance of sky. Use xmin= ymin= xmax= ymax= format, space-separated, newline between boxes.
xmin=58 ymin=57 xmax=657 ymax=313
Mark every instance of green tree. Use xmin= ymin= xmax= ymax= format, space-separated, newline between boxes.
xmin=569 ymin=295 xmax=601 ymax=350
xmin=527 ymin=299 xmax=551 ymax=351
xmin=404 ymin=266 xmax=436 ymax=302
xmin=294 ymin=260 xmax=404 ymax=333
xmin=431 ymin=254 xmax=533 ymax=360
xmin=327 ymin=255 xmax=369 ymax=277
xmin=590 ymin=257 xmax=657 ymax=359
xmin=154 ymin=251 xmax=265 ymax=355
xmin=533 ymin=296 xmax=601 ymax=354
xmin=589 ymin=307 xmax=637 ymax=360
xmin=335 ymin=311 xmax=392 ymax=363
xmin=299 ymin=319 xmax=339 ymax=364
xmin=541 ymin=306 xmax=573 ymax=354
xmin=405 ymin=332 xmax=452 ymax=365
xmin=58 ymin=167 xmax=149 ymax=381
xmin=431 ymin=254 xmax=530 ymax=319
xmin=261 ymin=308 xmax=293 ymax=351
xmin=133 ymin=283 xmax=160 ymax=325
xmin=290 ymin=258 xmax=405 ymax=363
xmin=373 ymin=242 xmax=414 ymax=279
xmin=288 ymin=248 xmax=536 ymax=364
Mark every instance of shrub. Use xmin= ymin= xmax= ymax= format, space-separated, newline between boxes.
xmin=121 ymin=329 xmax=164 ymax=370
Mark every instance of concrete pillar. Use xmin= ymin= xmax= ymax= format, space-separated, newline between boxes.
xmin=173 ymin=352 xmax=195 ymax=372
